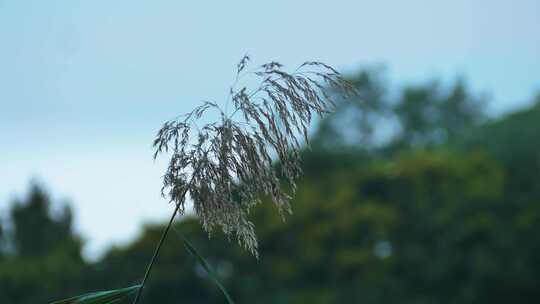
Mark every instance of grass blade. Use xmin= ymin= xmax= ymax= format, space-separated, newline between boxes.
xmin=49 ymin=285 xmax=141 ymax=304
xmin=182 ymin=236 xmax=236 ymax=304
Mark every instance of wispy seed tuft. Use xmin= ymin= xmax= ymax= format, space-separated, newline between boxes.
xmin=153 ymin=56 xmax=355 ymax=256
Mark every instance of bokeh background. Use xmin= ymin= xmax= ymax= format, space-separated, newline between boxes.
xmin=1 ymin=1 xmax=540 ymax=303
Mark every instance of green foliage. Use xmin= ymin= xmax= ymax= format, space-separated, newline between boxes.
xmin=2 ymin=74 xmax=540 ymax=303
xmin=9 ymin=184 xmax=81 ymax=258
xmin=0 ymin=221 xmax=5 ymax=260
xmin=313 ymin=67 xmax=389 ymax=148
xmin=50 ymin=285 xmax=140 ymax=304
xmin=181 ymin=234 xmax=235 ymax=304
xmin=393 ymin=79 xmax=485 ymax=147
xmin=87 ymin=149 xmax=520 ymax=304
xmin=0 ymin=184 xmax=87 ymax=304
xmin=465 ymin=93 xmax=540 ymax=197
xmin=313 ymin=69 xmax=485 ymax=152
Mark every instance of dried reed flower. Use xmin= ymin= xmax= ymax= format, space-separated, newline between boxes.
xmin=153 ymin=55 xmax=355 ymax=256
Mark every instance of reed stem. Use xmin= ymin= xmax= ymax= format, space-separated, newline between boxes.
xmin=131 ymin=200 xmax=183 ymax=304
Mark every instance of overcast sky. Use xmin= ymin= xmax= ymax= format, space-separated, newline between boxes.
xmin=1 ymin=0 xmax=539 ymax=259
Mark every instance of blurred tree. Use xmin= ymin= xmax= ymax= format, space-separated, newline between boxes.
xmin=313 ymin=66 xmax=390 ymax=149
xmin=90 ymin=149 xmax=520 ymax=304
xmin=466 ymin=92 xmax=540 ymax=199
xmin=70 ymin=87 xmax=540 ymax=304
xmin=394 ymin=83 xmax=440 ymax=145
xmin=0 ymin=220 xmax=5 ymax=260
xmin=0 ymin=183 xmax=87 ymax=304
xmin=9 ymin=183 xmax=81 ymax=258
xmin=314 ymin=71 xmax=486 ymax=153
xmin=438 ymin=79 xmax=485 ymax=140
xmin=3 ymin=73 xmax=540 ymax=304
xmin=462 ymin=92 xmax=540 ymax=302
xmin=393 ymin=79 xmax=485 ymax=149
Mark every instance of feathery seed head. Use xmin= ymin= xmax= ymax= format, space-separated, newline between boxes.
xmin=153 ymin=56 xmax=355 ymax=256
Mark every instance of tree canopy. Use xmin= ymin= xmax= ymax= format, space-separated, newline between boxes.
xmin=2 ymin=73 xmax=540 ymax=304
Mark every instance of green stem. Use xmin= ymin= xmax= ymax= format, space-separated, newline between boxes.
xmin=133 ymin=162 xmax=202 ymax=304
xmin=131 ymin=201 xmax=183 ymax=304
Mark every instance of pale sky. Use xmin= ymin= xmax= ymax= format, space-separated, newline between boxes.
xmin=1 ymin=0 xmax=539 ymax=259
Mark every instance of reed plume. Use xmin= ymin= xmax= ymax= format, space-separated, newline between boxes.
xmin=153 ymin=55 xmax=355 ymax=256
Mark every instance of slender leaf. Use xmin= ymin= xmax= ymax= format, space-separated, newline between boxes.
xmin=49 ymin=285 xmax=141 ymax=304
xmin=182 ymin=236 xmax=236 ymax=304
